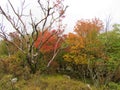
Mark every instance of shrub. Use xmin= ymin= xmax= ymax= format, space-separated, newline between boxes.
xmin=108 ymin=82 xmax=120 ymax=90
xmin=0 ymin=41 xmax=8 ymax=57
xmin=0 ymin=55 xmax=24 ymax=77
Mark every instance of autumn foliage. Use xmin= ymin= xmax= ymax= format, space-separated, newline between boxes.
xmin=64 ymin=18 xmax=104 ymax=64
xmin=74 ymin=18 xmax=103 ymax=36
xmin=34 ymin=30 xmax=64 ymax=53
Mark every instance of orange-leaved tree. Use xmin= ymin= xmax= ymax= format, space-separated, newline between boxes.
xmin=64 ymin=18 xmax=105 ymax=65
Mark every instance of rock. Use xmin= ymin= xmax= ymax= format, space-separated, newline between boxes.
xmin=63 ymin=75 xmax=71 ymax=79
xmin=11 ymin=77 xmax=18 ymax=83
xmin=86 ymin=84 xmax=92 ymax=90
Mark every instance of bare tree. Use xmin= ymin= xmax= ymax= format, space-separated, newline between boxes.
xmin=0 ymin=0 xmax=68 ymax=73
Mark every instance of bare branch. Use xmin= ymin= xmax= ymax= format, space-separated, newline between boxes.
xmin=8 ymin=0 xmax=28 ymax=35
xmin=47 ymin=37 xmax=62 ymax=67
xmin=0 ymin=6 xmax=24 ymax=38
xmin=47 ymin=49 xmax=60 ymax=67
xmin=38 ymin=0 xmax=47 ymax=16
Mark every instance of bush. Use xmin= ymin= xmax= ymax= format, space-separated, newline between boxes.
xmin=0 ymin=55 xmax=24 ymax=77
xmin=0 ymin=74 xmax=19 ymax=90
xmin=108 ymin=82 xmax=120 ymax=90
xmin=0 ymin=41 xmax=8 ymax=57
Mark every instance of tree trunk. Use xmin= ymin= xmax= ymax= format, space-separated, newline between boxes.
xmin=26 ymin=55 xmax=36 ymax=74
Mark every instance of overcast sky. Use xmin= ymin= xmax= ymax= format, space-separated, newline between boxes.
xmin=0 ymin=0 xmax=120 ymax=33
xmin=64 ymin=0 xmax=120 ymax=32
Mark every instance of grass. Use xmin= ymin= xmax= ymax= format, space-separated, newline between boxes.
xmin=0 ymin=74 xmax=100 ymax=90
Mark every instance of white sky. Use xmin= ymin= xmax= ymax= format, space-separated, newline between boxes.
xmin=0 ymin=0 xmax=120 ymax=33
xmin=64 ymin=0 xmax=120 ymax=33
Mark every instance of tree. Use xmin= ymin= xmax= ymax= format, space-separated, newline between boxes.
xmin=64 ymin=18 xmax=104 ymax=65
xmin=35 ymin=30 xmax=63 ymax=54
xmin=99 ymin=24 xmax=120 ymax=83
xmin=0 ymin=0 xmax=67 ymax=74
xmin=63 ymin=18 xmax=107 ymax=86
xmin=34 ymin=29 xmax=65 ymax=68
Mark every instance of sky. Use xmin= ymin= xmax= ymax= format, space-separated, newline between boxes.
xmin=0 ymin=0 xmax=120 ymax=33
xmin=64 ymin=0 xmax=120 ymax=32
